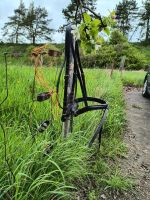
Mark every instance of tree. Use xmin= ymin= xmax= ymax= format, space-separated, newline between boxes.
xmin=139 ymin=0 xmax=150 ymax=43
xmin=61 ymin=0 xmax=114 ymax=53
xmin=24 ymin=2 xmax=54 ymax=44
xmin=61 ymin=0 xmax=97 ymax=31
xmin=115 ymin=0 xmax=138 ymax=36
xmin=2 ymin=0 xmax=26 ymax=43
xmin=109 ymin=29 xmax=128 ymax=45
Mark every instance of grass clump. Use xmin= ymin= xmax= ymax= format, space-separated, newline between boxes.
xmin=102 ymin=174 xmax=132 ymax=191
xmin=0 ymin=66 xmax=143 ymax=199
xmin=121 ymin=70 xmax=146 ymax=87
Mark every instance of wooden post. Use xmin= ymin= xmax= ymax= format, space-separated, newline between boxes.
xmin=119 ymin=56 xmax=126 ymax=75
xmin=63 ymin=35 xmax=75 ymax=138
xmin=110 ymin=61 xmax=115 ymax=78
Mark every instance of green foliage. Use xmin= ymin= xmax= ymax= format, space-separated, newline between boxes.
xmin=79 ymin=13 xmax=101 ymax=53
xmin=2 ymin=1 xmax=53 ymax=44
xmin=101 ymin=174 xmax=132 ymax=190
xmin=62 ymin=0 xmax=115 ymax=53
xmin=134 ymin=44 xmax=150 ymax=68
xmin=88 ymin=190 xmax=97 ymax=200
xmin=24 ymin=2 xmax=53 ymax=44
xmin=81 ymin=44 xmax=116 ymax=68
xmin=109 ymin=30 xmax=128 ymax=45
xmin=121 ymin=70 xmax=146 ymax=87
xmin=61 ymin=0 xmax=97 ymax=30
xmin=138 ymin=0 xmax=150 ymax=43
xmin=0 ymin=43 xmax=62 ymax=67
xmin=124 ymin=46 xmax=147 ymax=70
xmin=109 ymin=31 xmax=148 ymax=70
xmin=79 ymin=12 xmax=115 ymax=53
xmin=81 ymin=43 xmax=147 ymax=70
xmin=115 ymin=0 xmax=138 ymax=35
xmin=1 ymin=35 xmax=148 ymax=71
xmin=81 ymin=30 xmax=148 ymax=70
xmin=2 ymin=0 xmax=26 ymax=43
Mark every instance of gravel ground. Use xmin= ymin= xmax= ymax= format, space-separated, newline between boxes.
xmin=118 ymin=87 xmax=150 ymax=200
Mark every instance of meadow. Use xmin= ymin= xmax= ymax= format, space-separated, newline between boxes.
xmin=0 ymin=63 xmax=146 ymax=199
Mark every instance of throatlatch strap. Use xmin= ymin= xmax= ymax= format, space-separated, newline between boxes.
xmin=88 ymin=109 xmax=108 ymax=147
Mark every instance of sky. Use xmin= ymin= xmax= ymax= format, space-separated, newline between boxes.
xmin=0 ymin=0 xmax=142 ymax=43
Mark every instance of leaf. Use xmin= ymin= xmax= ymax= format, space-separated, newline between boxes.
xmin=92 ymin=19 xmax=100 ymax=26
xmin=96 ymin=37 xmax=105 ymax=45
xmin=79 ymin=23 xmax=87 ymax=40
xmin=110 ymin=10 xmax=116 ymax=19
xmin=83 ymin=13 xmax=91 ymax=24
xmin=104 ymin=27 xmax=110 ymax=35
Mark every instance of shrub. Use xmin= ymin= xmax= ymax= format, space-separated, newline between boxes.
xmin=0 ymin=43 xmax=62 ymax=67
xmin=81 ymin=30 xmax=148 ymax=70
xmin=109 ymin=30 xmax=128 ymax=45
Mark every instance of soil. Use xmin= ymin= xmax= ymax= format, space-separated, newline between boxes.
xmin=118 ymin=87 xmax=150 ymax=200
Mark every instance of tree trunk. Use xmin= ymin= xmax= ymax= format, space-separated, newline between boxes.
xmin=110 ymin=61 xmax=115 ymax=78
xmin=32 ymin=36 xmax=35 ymax=44
xmin=119 ymin=56 xmax=126 ymax=76
xmin=15 ymin=34 xmax=18 ymax=44
xmin=15 ymin=26 xmax=19 ymax=44
xmin=145 ymin=17 xmax=150 ymax=43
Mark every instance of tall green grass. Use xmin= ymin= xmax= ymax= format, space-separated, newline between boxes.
xmin=121 ymin=70 xmax=146 ymax=87
xmin=0 ymin=65 xmax=143 ymax=199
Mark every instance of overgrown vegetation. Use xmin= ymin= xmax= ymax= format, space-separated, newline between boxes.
xmin=0 ymin=63 xmax=145 ymax=199
xmin=0 ymin=43 xmax=63 ymax=66
xmin=121 ymin=70 xmax=146 ymax=87
xmin=1 ymin=33 xmax=150 ymax=71
xmin=0 ymin=0 xmax=149 ymax=199
xmin=81 ymin=30 xmax=149 ymax=70
xmin=134 ymin=43 xmax=150 ymax=65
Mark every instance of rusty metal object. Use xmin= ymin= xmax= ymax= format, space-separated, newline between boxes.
xmin=48 ymin=49 xmax=61 ymax=57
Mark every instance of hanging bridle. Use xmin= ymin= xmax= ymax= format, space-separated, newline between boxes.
xmin=57 ymin=25 xmax=108 ymax=147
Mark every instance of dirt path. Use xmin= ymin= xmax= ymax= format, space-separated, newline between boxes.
xmin=120 ymin=87 xmax=150 ymax=199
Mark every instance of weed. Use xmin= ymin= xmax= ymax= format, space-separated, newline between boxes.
xmin=101 ymin=174 xmax=133 ymax=191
